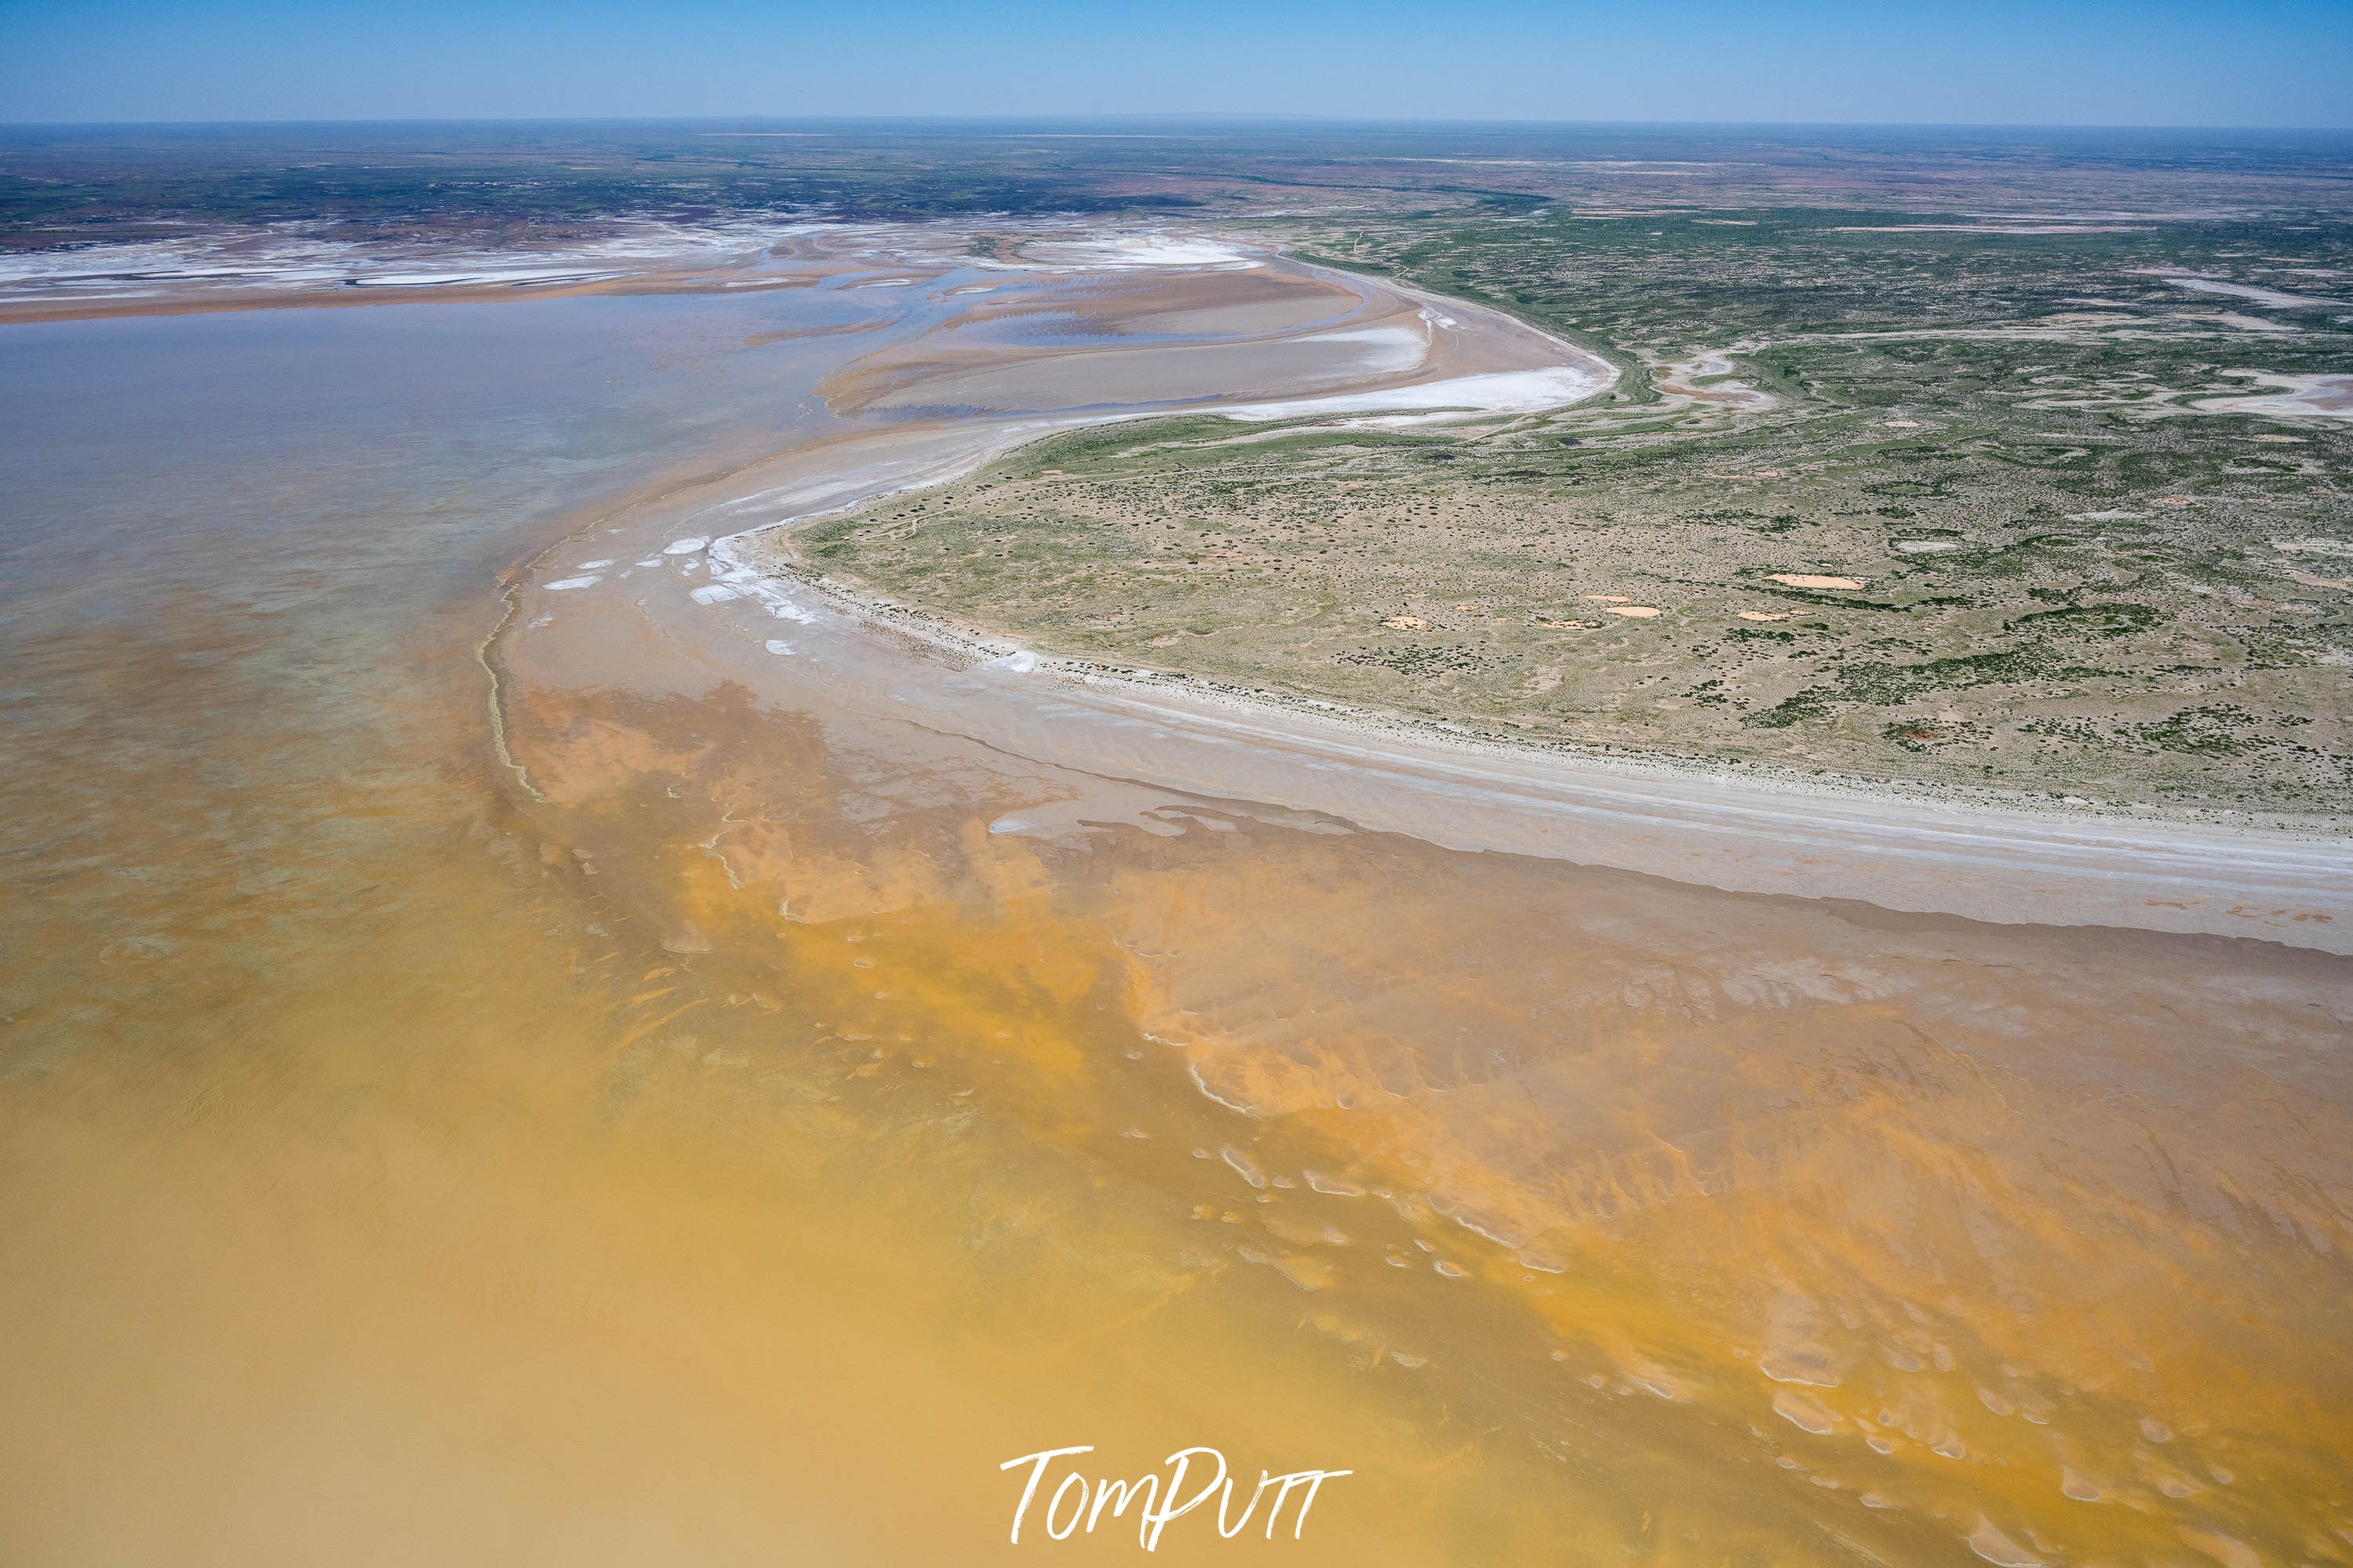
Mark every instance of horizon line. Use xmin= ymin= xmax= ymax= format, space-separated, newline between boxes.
xmin=5 ymin=114 xmax=2353 ymax=136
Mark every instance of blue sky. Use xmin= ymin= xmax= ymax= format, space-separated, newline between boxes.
xmin=2 ymin=0 xmax=2349 ymax=126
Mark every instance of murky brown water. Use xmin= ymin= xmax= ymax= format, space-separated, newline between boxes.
xmin=4 ymin=235 xmax=2350 ymax=1567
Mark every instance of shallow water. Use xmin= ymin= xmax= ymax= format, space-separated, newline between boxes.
xmin=4 ymin=239 xmax=2351 ymax=1567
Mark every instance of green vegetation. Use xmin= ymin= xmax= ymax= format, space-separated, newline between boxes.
xmin=804 ymin=191 xmax=2353 ymax=815
xmin=16 ymin=122 xmax=2344 ymax=811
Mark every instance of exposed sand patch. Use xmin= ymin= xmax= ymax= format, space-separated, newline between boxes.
xmin=1303 ymin=322 xmax=1430 ymax=375
xmin=2191 ymin=311 xmax=2297 ymax=334
xmin=1768 ymin=573 xmax=1867 ymax=590
xmin=2139 ymin=271 xmax=2353 ymax=311
xmin=1652 ymin=348 xmax=1776 ymax=411
xmin=1215 ymin=364 xmax=1614 ymax=425
xmin=1833 ymin=223 xmax=2150 ymax=235
xmin=1604 ymin=606 xmax=1662 ymax=618
xmin=2195 ymin=371 xmax=2353 ymax=421
xmin=812 ymin=245 xmax=1613 ymax=427
xmin=1018 ymin=233 xmax=1258 ymax=271
xmin=0 ymin=218 xmax=873 ymax=324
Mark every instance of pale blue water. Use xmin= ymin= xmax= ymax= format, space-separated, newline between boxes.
xmin=0 ymin=286 xmax=909 ymax=1065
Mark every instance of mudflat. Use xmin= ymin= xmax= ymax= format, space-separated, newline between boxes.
xmin=5 ymin=124 xmax=2351 ymax=1568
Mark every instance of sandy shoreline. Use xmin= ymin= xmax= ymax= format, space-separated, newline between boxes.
xmin=0 ymin=269 xmax=829 ymax=326
xmin=459 ymin=224 xmax=2352 ymax=949
xmin=0 ymin=219 xmax=921 ymax=325
xmin=708 ymin=441 xmax=2353 ymax=954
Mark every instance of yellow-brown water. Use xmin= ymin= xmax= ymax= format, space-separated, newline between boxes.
xmin=3 ymin=245 xmax=2350 ymax=1566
